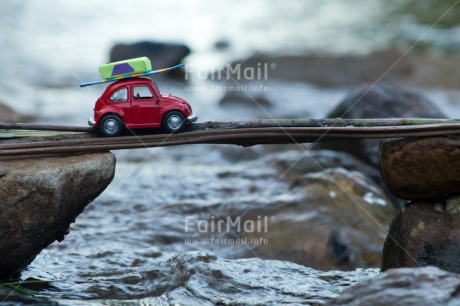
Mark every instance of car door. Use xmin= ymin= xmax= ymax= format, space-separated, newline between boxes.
xmin=108 ymin=87 xmax=132 ymax=124
xmin=130 ymin=85 xmax=159 ymax=126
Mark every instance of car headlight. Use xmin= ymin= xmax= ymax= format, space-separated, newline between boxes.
xmin=185 ymin=105 xmax=191 ymax=113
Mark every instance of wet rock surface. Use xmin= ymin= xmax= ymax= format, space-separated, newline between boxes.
xmin=0 ymin=153 xmax=116 ymax=279
xmin=380 ymin=136 xmax=460 ymax=200
xmin=319 ymin=85 xmax=446 ymax=168
xmin=382 ymin=197 xmax=460 ymax=273
xmin=328 ymin=266 xmax=460 ymax=306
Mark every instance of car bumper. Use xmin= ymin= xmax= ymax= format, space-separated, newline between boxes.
xmin=187 ymin=112 xmax=198 ymax=123
xmin=88 ymin=117 xmax=96 ymax=127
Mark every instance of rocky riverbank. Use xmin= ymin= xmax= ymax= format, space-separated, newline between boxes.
xmin=0 ymin=39 xmax=458 ymax=302
xmin=2 ymin=83 xmax=458 ymax=305
xmin=4 ymin=0 xmax=460 ymax=303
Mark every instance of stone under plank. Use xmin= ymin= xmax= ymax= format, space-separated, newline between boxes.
xmin=380 ymin=136 xmax=460 ymax=200
xmin=381 ymin=198 xmax=460 ymax=273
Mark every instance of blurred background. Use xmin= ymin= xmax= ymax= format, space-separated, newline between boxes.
xmin=3 ymin=0 xmax=460 ymax=303
xmin=2 ymin=0 xmax=460 ymax=123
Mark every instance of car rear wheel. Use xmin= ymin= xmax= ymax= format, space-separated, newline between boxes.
xmin=99 ymin=115 xmax=123 ymax=137
xmin=162 ymin=111 xmax=186 ymax=133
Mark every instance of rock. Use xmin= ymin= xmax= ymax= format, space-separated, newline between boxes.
xmin=380 ymin=136 xmax=460 ymax=200
xmin=219 ymin=90 xmax=272 ymax=108
xmin=381 ymin=198 xmax=460 ymax=273
xmin=214 ymin=39 xmax=230 ymax=50
xmin=0 ymin=153 xmax=116 ymax=279
xmin=109 ymin=41 xmax=190 ymax=78
xmin=328 ymin=266 xmax=460 ymax=306
xmin=0 ymin=102 xmax=32 ymax=123
xmin=265 ymin=149 xmax=382 ymax=186
xmin=319 ymin=85 xmax=445 ymax=168
xmin=240 ymin=168 xmax=396 ymax=270
xmin=217 ymin=144 xmax=266 ymax=162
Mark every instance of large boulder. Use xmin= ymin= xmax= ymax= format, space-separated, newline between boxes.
xmin=381 ymin=197 xmax=460 ymax=273
xmin=0 ymin=153 xmax=116 ymax=279
xmin=319 ymin=85 xmax=445 ymax=168
xmin=328 ymin=266 xmax=460 ymax=306
xmin=380 ymin=136 xmax=460 ymax=200
xmin=239 ymin=167 xmax=396 ymax=270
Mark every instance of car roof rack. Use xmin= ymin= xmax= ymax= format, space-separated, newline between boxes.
xmin=80 ymin=64 xmax=184 ymax=88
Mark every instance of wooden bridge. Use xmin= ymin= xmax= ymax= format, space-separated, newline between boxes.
xmin=1 ymin=118 xmax=460 ymax=157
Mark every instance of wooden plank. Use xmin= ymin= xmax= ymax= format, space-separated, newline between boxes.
xmin=1 ymin=122 xmax=460 ymax=156
xmin=1 ymin=118 xmax=460 ymax=133
xmin=0 ymin=123 xmax=94 ymax=132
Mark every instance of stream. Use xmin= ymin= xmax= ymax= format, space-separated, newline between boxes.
xmin=2 ymin=0 xmax=460 ymax=305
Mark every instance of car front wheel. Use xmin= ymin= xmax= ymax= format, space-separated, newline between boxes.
xmin=162 ymin=111 xmax=186 ymax=133
xmin=99 ymin=115 xmax=123 ymax=137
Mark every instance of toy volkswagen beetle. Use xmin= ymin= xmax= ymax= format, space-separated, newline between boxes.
xmin=81 ymin=57 xmax=197 ymax=136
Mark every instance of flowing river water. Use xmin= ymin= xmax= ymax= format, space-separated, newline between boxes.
xmin=2 ymin=0 xmax=460 ymax=305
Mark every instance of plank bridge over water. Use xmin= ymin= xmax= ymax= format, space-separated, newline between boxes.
xmin=1 ymin=119 xmax=460 ymax=157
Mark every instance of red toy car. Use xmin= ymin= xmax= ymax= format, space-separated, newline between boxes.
xmin=88 ymin=78 xmax=197 ymax=136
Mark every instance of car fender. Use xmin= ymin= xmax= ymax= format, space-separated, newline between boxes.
xmin=95 ymin=107 xmax=127 ymax=126
xmin=159 ymin=105 xmax=188 ymax=121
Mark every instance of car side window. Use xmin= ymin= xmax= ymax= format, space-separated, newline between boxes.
xmin=110 ymin=88 xmax=127 ymax=102
xmin=133 ymin=86 xmax=153 ymax=100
